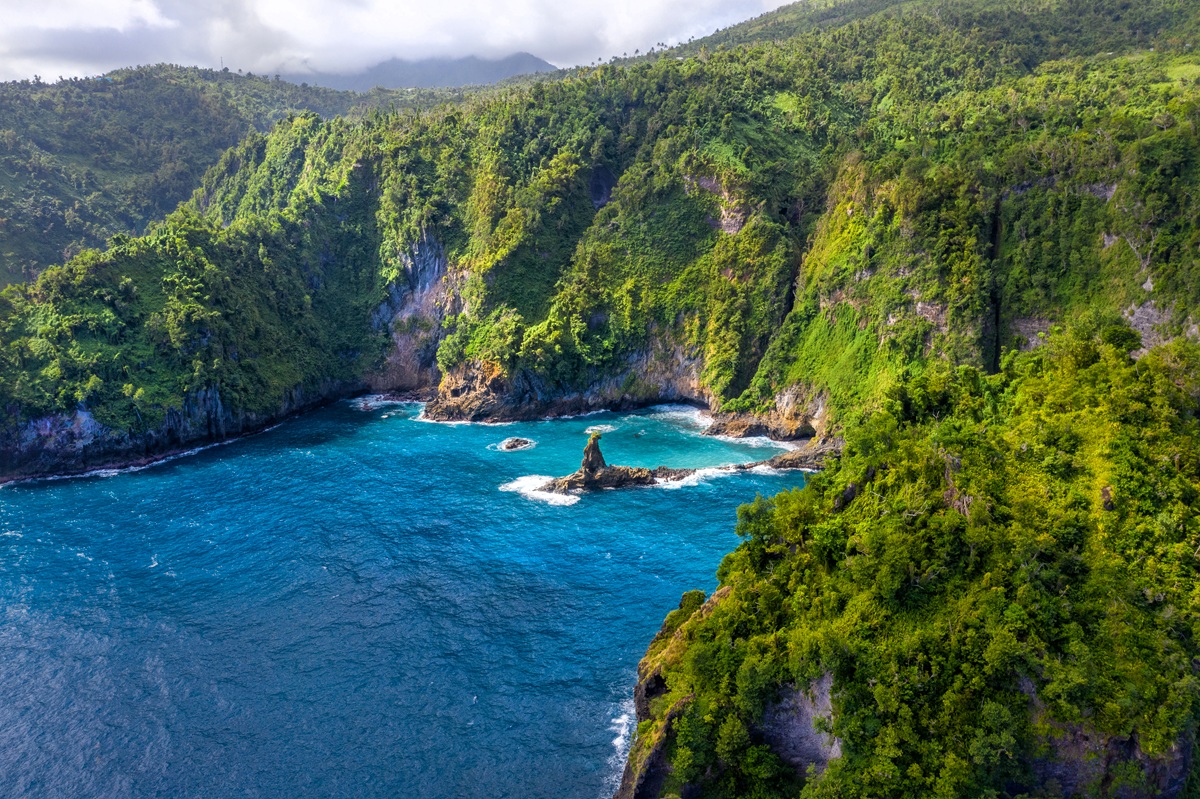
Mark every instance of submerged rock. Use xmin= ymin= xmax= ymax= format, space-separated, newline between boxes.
xmin=498 ymin=437 xmax=535 ymax=452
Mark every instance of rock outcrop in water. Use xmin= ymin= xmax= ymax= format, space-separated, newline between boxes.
xmin=498 ymin=437 xmax=536 ymax=451
xmin=539 ymin=434 xmax=660 ymax=493
xmin=539 ymin=433 xmax=841 ymax=496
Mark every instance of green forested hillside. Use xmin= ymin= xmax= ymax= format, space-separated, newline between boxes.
xmin=634 ymin=0 xmax=1200 ymax=65
xmin=0 ymin=65 xmax=453 ymax=285
xmin=632 ymin=333 xmax=1200 ymax=797
xmin=2 ymin=1 xmax=1200 ymax=795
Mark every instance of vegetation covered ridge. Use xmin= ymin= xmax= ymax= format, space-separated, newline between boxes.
xmin=4 ymin=0 xmax=1199 ymax=479
xmin=0 ymin=64 xmax=461 ymax=285
xmin=619 ymin=328 xmax=1200 ymax=798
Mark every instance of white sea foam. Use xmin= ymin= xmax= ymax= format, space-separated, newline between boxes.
xmin=412 ymin=407 xmax=468 ymax=426
xmin=706 ymin=432 xmax=797 ymax=450
xmin=643 ymin=403 xmax=713 ymax=430
xmin=604 ymin=698 xmax=638 ymax=797
xmin=610 ymin=706 xmax=634 ymax=750
xmin=654 ymin=466 xmax=736 ymax=490
xmin=584 ymin=424 xmax=618 ymax=435
xmin=350 ymin=395 xmax=417 ymax=412
xmin=655 ymin=463 xmax=796 ymax=489
xmin=551 ymin=408 xmax=608 ymax=420
xmin=499 ymin=475 xmax=580 ymax=506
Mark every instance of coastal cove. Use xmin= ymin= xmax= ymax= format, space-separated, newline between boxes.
xmin=0 ymin=401 xmax=803 ymax=799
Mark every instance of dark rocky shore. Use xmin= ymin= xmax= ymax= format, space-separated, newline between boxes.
xmin=1 ymin=380 xmax=838 ymax=485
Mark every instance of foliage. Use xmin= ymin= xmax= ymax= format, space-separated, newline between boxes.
xmin=3 ymin=1 xmax=1200 ymax=792
xmin=640 ymin=332 xmax=1200 ymax=797
xmin=4 ymin=0 xmax=1200 ymax=442
xmin=0 ymin=65 xmax=451 ymax=284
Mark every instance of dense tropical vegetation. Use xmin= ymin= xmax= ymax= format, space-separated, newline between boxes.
xmin=0 ymin=65 xmax=453 ymax=284
xmin=634 ymin=331 xmax=1200 ymax=797
xmin=1 ymin=0 xmax=1200 ymax=794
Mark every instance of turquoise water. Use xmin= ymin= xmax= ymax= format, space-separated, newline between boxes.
xmin=0 ymin=401 xmax=803 ymax=799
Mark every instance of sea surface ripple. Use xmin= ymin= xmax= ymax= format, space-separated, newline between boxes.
xmin=0 ymin=402 xmax=803 ymax=799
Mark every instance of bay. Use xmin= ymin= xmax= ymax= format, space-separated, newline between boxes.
xmin=0 ymin=402 xmax=803 ymax=799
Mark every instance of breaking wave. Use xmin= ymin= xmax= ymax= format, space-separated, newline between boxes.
xmin=499 ymin=475 xmax=580 ymax=506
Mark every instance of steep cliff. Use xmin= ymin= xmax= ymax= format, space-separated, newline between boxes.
xmin=0 ymin=382 xmax=353 ymax=482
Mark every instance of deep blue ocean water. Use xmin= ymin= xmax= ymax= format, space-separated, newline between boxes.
xmin=0 ymin=401 xmax=803 ymax=799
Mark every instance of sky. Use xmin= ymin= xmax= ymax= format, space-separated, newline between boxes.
xmin=0 ymin=0 xmax=794 ymax=81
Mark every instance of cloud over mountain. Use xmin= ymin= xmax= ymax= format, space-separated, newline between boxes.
xmin=0 ymin=0 xmax=790 ymax=81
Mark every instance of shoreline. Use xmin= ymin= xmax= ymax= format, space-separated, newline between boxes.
xmin=1 ymin=391 xmax=829 ymax=486
xmin=0 ymin=423 xmax=286 ymax=488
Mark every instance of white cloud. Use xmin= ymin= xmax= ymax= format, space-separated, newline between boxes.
xmin=0 ymin=0 xmax=792 ymax=80
xmin=4 ymin=0 xmax=175 ymax=31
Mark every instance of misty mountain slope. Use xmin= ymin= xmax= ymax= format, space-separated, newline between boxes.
xmin=283 ymin=52 xmax=558 ymax=91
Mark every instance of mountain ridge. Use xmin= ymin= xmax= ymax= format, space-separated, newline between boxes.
xmin=281 ymin=52 xmax=558 ymax=91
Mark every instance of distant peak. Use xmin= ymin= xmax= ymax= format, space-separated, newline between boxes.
xmin=280 ymin=53 xmax=557 ymax=92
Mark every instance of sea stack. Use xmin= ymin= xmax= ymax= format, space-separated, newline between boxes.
xmin=541 ymin=433 xmax=659 ymax=493
xmin=580 ymin=432 xmax=607 ymax=473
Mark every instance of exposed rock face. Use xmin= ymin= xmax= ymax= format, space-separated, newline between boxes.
xmin=367 ymin=232 xmax=453 ymax=393
xmin=581 ymin=433 xmax=607 ymax=471
xmin=1125 ymin=300 xmax=1171 ymax=358
xmin=590 ymin=164 xmax=617 ymax=210
xmin=684 ymin=174 xmax=750 ymax=235
xmin=615 ymin=589 xmax=732 ymax=799
xmin=757 ymin=673 xmax=843 ymax=777
xmin=708 ymin=414 xmax=815 ymax=440
xmin=614 ymin=696 xmax=693 ymax=799
xmin=1008 ymin=316 xmax=1053 ymax=351
xmin=1020 ymin=678 xmax=1193 ymax=798
xmin=424 ymin=333 xmax=709 ymax=423
xmin=706 ymin=386 xmax=827 ymax=441
xmin=498 ymin=437 xmax=535 ymax=451
xmin=0 ymin=381 xmax=354 ymax=484
xmin=767 ymin=438 xmax=843 ymax=471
